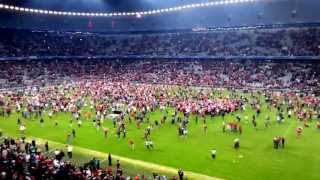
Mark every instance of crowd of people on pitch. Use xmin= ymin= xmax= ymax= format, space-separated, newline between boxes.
xmin=0 ymin=27 xmax=319 ymax=57
xmin=0 ymin=59 xmax=319 ymax=90
xmin=0 ymin=80 xmax=242 ymax=123
xmin=0 ymin=137 xmax=185 ymax=180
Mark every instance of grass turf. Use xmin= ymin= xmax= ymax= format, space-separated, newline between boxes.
xmin=0 ymin=93 xmax=319 ymax=180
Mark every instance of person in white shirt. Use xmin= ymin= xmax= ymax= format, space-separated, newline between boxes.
xmin=211 ymin=149 xmax=217 ymax=159
xmin=67 ymin=145 xmax=73 ymax=159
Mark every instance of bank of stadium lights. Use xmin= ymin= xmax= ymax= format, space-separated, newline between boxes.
xmin=0 ymin=0 xmax=257 ymax=18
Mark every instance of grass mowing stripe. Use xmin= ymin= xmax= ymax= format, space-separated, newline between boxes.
xmin=28 ymin=136 xmax=222 ymax=180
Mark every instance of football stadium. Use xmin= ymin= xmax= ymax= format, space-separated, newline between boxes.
xmin=0 ymin=0 xmax=319 ymax=179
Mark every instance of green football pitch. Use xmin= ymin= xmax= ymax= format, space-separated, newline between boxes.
xmin=0 ymin=93 xmax=319 ymax=180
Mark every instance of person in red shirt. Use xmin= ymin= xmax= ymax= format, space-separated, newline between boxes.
xmin=134 ymin=174 xmax=140 ymax=180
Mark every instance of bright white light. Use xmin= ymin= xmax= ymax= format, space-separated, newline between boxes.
xmin=0 ymin=1 xmax=258 ymax=17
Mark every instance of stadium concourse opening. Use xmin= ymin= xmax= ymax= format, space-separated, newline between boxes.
xmin=0 ymin=0 xmax=319 ymax=180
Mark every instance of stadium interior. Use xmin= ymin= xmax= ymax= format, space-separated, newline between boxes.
xmin=0 ymin=0 xmax=319 ymax=180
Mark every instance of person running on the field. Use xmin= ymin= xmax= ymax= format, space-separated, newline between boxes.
xmin=195 ymin=115 xmax=198 ymax=124
xmin=66 ymin=133 xmax=72 ymax=144
xmin=116 ymin=128 xmax=121 ymax=139
xmin=256 ymin=107 xmax=261 ymax=117
xmin=203 ymin=123 xmax=208 ymax=135
xmin=48 ymin=111 xmax=53 ymax=119
xmin=154 ymin=120 xmax=159 ymax=126
xmin=67 ymin=145 xmax=73 ymax=159
xmin=276 ymin=113 xmax=282 ymax=124
xmin=203 ymin=116 xmax=207 ymax=124
xmin=236 ymin=115 xmax=241 ymax=122
xmin=77 ymin=120 xmax=82 ymax=128
xmin=97 ymin=119 xmax=102 ymax=131
xmin=234 ymin=138 xmax=240 ymax=150
xmin=123 ymin=129 xmax=126 ymax=138
xmin=45 ymin=141 xmax=49 ymax=152
xmin=145 ymin=139 xmax=154 ymax=149
xmin=40 ymin=118 xmax=44 ymax=127
xmin=288 ymin=109 xmax=292 ymax=119
xmin=304 ymin=120 xmax=310 ymax=128
xmin=112 ymin=118 xmax=116 ymax=128
xmin=178 ymin=124 xmax=183 ymax=136
xmin=178 ymin=169 xmax=184 ymax=180
xmin=146 ymin=125 xmax=151 ymax=136
xmin=264 ymin=116 xmax=270 ymax=128
xmin=19 ymin=123 xmax=26 ymax=136
xmin=252 ymin=116 xmax=257 ymax=129
xmin=296 ymin=127 xmax=303 ymax=138
xmin=144 ymin=130 xmax=149 ymax=140
xmin=72 ymin=129 xmax=76 ymax=138
xmin=108 ymin=153 xmax=112 ymax=166
xmin=103 ymin=127 xmax=109 ymax=138
xmin=182 ymin=127 xmax=188 ymax=137
xmin=222 ymin=121 xmax=226 ymax=133
xmin=161 ymin=116 xmax=166 ymax=125
xmin=238 ymin=124 xmax=243 ymax=134
xmin=317 ymin=121 xmax=320 ymax=130
xmin=92 ymin=119 xmax=96 ymax=127
xmin=128 ymin=139 xmax=135 ymax=150
xmin=211 ymin=149 xmax=217 ymax=159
